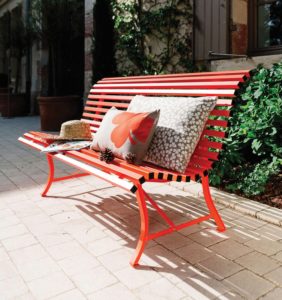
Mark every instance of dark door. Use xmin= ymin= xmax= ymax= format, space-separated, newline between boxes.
xmin=194 ymin=0 xmax=230 ymax=61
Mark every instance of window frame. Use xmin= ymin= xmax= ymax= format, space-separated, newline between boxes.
xmin=248 ymin=0 xmax=282 ymax=55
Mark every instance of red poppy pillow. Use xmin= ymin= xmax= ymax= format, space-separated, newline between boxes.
xmin=91 ymin=107 xmax=160 ymax=164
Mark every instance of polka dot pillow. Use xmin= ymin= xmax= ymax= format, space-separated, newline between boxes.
xmin=127 ymin=96 xmax=217 ymax=173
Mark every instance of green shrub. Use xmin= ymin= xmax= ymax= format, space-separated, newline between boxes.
xmin=210 ymin=63 xmax=282 ymax=197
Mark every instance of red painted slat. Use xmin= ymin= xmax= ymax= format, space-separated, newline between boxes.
xmin=84 ymin=106 xmax=109 ymax=113
xmin=198 ymin=139 xmax=223 ymax=150
xmin=81 ymin=149 xmax=154 ymax=180
xmin=102 ymin=70 xmax=251 ymax=80
xmin=97 ymin=74 xmax=247 ymax=84
xmin=194 ymin=148 xmax=219 ymax=160
xmin=203 ymin=129 xmax=226 ymax=138
xmin=88 ymin=94 xmax=133 ymax=101
xmin=66 ymin=151 xmax=144 ymax=182
xmin=189 ymin=157 xmax=213 ymax=169
xmin=210 ymin=109 xmax=231 ymax=117
xmin=94 ymin=81 xmax=241 ymax=89
xmin=86 ymin=101 xmax=129 ymax=108
xmin=206 ymin=119 xmax=229 ymax=127
xmin=81 ymin=118 xmax=101 ymax=127
xmin=82 ymin=112 xmax=104 ymax=119
xmin=90 ymin=88 xmax=236 ymax=97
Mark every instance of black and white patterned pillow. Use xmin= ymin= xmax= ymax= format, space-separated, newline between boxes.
xmin=127 ymin=96 xmax=217 ymax=173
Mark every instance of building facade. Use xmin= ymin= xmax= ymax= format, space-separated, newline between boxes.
xmin=194 ymin=0 xmax=282 ymax=70
xmin=0 ymin=0 xmax=282 ymax=112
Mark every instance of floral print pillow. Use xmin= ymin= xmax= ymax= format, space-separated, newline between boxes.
xmin=127 ymin=96 xmax=217 ymax=173
xmin=91 ymin=107 xmax=160 ymax=164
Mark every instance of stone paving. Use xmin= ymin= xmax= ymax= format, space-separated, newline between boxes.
xmin=0 ymin=116 xmax=282 ymax=300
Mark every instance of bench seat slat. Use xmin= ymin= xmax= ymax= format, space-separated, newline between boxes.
xmin=197 ymin=139 xmax=223 ymax=150
xmin=188 ymin=158 xmax=214 ymax=170
xmin=98 ymin=74 xmax=247 ymax=84
xmin=81 ymin=149 xmax=154 ymax=179
xmin=81 ymin=118 xmax=101 ymax=127
xmin=90 ymin=88 xmax=236 ymax=97
xmin=88 ymin=94 xmax=133 ymax=101
xmin=86 ymin=101 xmax=129 ymax=108
xmin=103 ymin=70 xmax=250 ymax=80
xmin=83 ymin=112 xmax=104 ymax=119
xmin=206 ymin=119 xmax=229 ymax=128
xmin=19 ymin=137 xmax=138 ymax=193
xmin=94 ymin=81 xmax=241 ymax=89
xmin=84 ymin=106 xmax=110 ymax=113
xmin=22 ymin=132 xmax=199 ymax=183
xmin=23 ymin=133 xmax=148 ymax=184
xmin=66 ymin=151 xmax=145 ymax=183
xmin=203 ymin=129 xmax=226 ymax=139
xmin=87 ymin=99 xmax=232 ymax=107
xmin=193 ymin=149 xmax=219 ymax=161
xmin=210 ymin=109 xmax=231 ymax=117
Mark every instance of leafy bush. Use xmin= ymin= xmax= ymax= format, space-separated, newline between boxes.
xmin=210 ymin=63 xmax=282 ymax=197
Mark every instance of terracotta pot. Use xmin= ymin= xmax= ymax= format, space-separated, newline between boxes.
xmin=0 ymin=93 xmax=29 ymax=117
xmin=38 ymin=95 xmax=83 ymax=131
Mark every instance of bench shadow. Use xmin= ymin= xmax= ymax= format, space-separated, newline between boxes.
xmin=45 ymin=188 xmax=248 ymax=299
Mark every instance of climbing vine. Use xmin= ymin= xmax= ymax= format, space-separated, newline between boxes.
xmin=110 ymin=0 xmax=194 ymax=75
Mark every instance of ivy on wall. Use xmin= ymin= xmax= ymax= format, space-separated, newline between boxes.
xmin=210 ymin=64 xmax=282 ymax=197
xmin=110 ymin=0 xmax=194 ymax=75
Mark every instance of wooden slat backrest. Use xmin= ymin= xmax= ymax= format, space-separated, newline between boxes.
xmin=83 ymin=70 xmax=250 ymax=176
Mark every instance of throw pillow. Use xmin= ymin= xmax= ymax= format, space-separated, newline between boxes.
xmin=91 ymin=107 xmax=160 ymax=164
xmin=127 ymin=95 xmax=217 ymax=173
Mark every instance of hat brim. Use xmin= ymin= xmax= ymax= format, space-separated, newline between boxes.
xmin=29 ymin=131 xmax=92 ymax=144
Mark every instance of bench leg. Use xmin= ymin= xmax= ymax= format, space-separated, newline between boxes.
xmin=130 ymin=185 xmax=149 ymax=267
xmin=202 ymin=175 xmax=226 ymax=232
xmin=41 ymin=154 xmax=55 ymax=197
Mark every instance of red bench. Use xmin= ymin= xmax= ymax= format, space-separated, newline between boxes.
xmin=19 ymin=70 xmax=251 ymax=266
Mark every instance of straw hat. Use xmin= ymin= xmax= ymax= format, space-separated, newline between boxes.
xmin=54 ymin=120 xmax=92 ymax=141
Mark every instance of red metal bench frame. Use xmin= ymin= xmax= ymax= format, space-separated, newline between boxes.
xmin=19 ymin=69 xmax=251 ymax=266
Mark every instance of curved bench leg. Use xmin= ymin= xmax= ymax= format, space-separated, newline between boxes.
xmin=41 ymin=154 xmax=55 ymax=197
xmin=202 ymin=175 xmax=226 ymax=232
xmin=130 ymin=185 xmax=149 ymax=267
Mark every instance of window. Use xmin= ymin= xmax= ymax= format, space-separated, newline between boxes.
xmin=249 ymin=0 xmax=282 ymax=54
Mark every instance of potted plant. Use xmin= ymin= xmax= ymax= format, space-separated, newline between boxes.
xmin=29 ymin=0 xmax=84 ymax=130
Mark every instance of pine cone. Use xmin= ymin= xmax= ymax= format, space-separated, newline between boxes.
xmin=99 ymin=148 xmax=114 ymax=163
xmin=125 ymin=152 xmax=136 ymax=164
